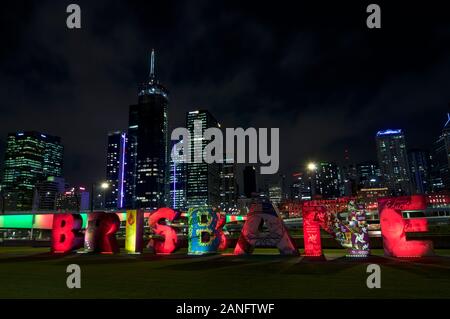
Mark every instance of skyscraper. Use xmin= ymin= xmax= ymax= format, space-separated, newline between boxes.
xmin=243 ymin=166 xmax=257 ymax=198
xmin=340 ymin=164 xmax=358 ymax=196
xmin=127 ymin=50 xmax=169 ymax=210
xmin=268 ymin=184 xmax=282 ymax=205
xmin=105 ymin=131 xmax=127 ymax=209
xmin=34 ymin=176 xmax=66 ymax=211
xmin=408 ymin=149 xmax=431 ymax=194
xmin=314 ymin=162 xmax=340 ymax=199
xmin=186 ymin=110 xmax=221 ymax=208
xmin=356 ymin=161 xmax=382 ymax=189
xmin=56 ymin=186 xmax=90 ymax=212
xmin=219 ymin=155 xmax=237 ymax=209
xmin=431 ymin=114 xmax=450 ymax=191
xmin=290 ymin=172 xmax=311 ymax=200
xmin=376 ymin=129 xmax=412 ymax=196
xmin=169 ymin=140 xmax=186 ymax=210
xmin=1 ymin=131 xmax=63 ymax=211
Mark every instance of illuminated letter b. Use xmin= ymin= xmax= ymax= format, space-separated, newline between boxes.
xmin=52 ymin=213 xmax=83 ymax=254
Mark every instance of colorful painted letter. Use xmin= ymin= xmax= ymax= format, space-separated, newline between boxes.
xmin=188 ymin=208 xmax=227 ymax=255
xmin=125 ymin=210 xmax=144 ymax=254
xmin=84 ymin=212 xmax=120 ymax=254
xmin=148 ymin=207 xmax=180 ymax=254
xmin=234 ymin=199 xmax=298 ymax=255
xmin=379 ymin=195 xmax=434 ymax=257
xmin=302 ymin=199 xmax=370 ymax=257
xmin=51 ymin=213 xmax=84 ymax=254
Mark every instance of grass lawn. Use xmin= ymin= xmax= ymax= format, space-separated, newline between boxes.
xmin=0 ymin=247 xmax=450 ymax=299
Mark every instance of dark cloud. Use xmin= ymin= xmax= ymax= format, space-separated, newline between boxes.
xmin=0 ymin=0 xmax=449 ymax=187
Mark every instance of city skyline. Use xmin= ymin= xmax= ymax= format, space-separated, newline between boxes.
xmin=1 ymin=1 xmax=450 ymax=188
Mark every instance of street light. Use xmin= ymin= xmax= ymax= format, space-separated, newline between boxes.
xmin=90 ymin=181 xmax=110 ymax=212
xmin=100 ymin=182 xmax=110 ymax=190
xmin=307 ymin=162 xmax=317 ymax=172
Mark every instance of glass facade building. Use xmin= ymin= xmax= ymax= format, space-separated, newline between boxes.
xmin=186 ymin=110 xmax=220 ymax=208
xmin=105 ymin=131 xmax=127 ymax=209
xmin=219 ymin=154 xmax=237 ymax=210
xmin=357 ymin=161 xmax=382 ymax=189
xmin=408 ymin=149 xmax=431 ymax=194
xmin=127 ymin=50 xmax=169 ymax=210
xmin=1 ymin=131 xmax=63 ymax=211
xmin=431 ymin=114 xmax=450 ymax=191
xmin=314 ymin=162 xmax=341 ymax=199
xmin=169 ymin=140 xmax=187 ymax=210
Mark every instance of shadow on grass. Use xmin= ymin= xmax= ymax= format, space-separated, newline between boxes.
xmin=0 ymin=252 xmax=64 ymax=264
xmin=159 ymin=254 xmax=302 ymax=272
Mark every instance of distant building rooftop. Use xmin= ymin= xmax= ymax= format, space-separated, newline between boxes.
xmin=376 ymin=129 xmax=402 ymax=137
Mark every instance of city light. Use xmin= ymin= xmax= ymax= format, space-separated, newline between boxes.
xmin=100 ymin=182 xmax=110 ymax=189
xmin=376 ymin=129 xmax=402 ymax=136
xmin=307 ymin=162 xmax=317 ymax=171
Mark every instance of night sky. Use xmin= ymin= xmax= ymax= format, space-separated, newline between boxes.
xmin=0 ymin=0 xmax=449 ymax=187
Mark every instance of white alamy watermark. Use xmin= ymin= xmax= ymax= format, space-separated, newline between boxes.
xmin=171 ymin=121 xmax=279 ymax=174
xmin=66 ymin=264 xmax=81 ymax=289
xmin=366 ymin=264 xmax=381 ymax=289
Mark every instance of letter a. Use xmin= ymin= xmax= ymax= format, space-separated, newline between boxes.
xmin=66 ymin=264 xmax=81 ymax=289
xmin=66 ymin=4 xmax=81 ymax=29
xmin=366 ymin=264 xmax=381 ymax=288
xmin=366 ymin=4 xmax=381 ymax=29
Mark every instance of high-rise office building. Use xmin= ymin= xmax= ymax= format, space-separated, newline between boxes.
xmin=56 ymin=186 xmax=90 ymax=212
xmin=376 ymin=129 xmax=412 ymax=196
xmin=169 ymin=140 xmax=186 ymax=210
xmin=125 ymin=111 xmax=138 ymax=208
xmin=127 ymin=50 xmax=169 ymax=210
xmin=243 ymin=166 xmax=257 ymax=198
xmin=314 ymin=162 xmax=340 ymax=199
xmin=34 ymin=176 xmax=66 ymax=211
xmin=431 ymin=114 xmax=450 ymax=191
xmin=290 ymin=172 xmax=311 ymax=200
xmin=105 ymin=131 xmax=127 ymax=209
xmin=408 ymin=149 xmax=431 ymax=194
xmin=186 ymin=110 xmax=221 ymax=208
xmin=268 ymin=184 xmax=282 ymax=205
xmin=356 ymin=161 xmax=382 ymax=189
xmin=219 ymin=154 xmax=237 ymax=209
xmin=340 ymin=164 xmax=358 ymax=196
xmin=1 ymin=131 xmax=63 ymax=211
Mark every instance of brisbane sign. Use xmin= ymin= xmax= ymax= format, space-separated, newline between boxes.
xmin=50 ymin=195 xmax=434 ymax=258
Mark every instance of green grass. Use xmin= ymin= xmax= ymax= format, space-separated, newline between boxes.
xmin=0 ymin=247 xmax=450 ymax=299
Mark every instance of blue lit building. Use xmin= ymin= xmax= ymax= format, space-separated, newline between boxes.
xmin=169 ymin=140 xmax=186 ymax=210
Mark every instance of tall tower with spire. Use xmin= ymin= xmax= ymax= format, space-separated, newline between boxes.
xmin=125 ymin=50 xmax=169 ymax=209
